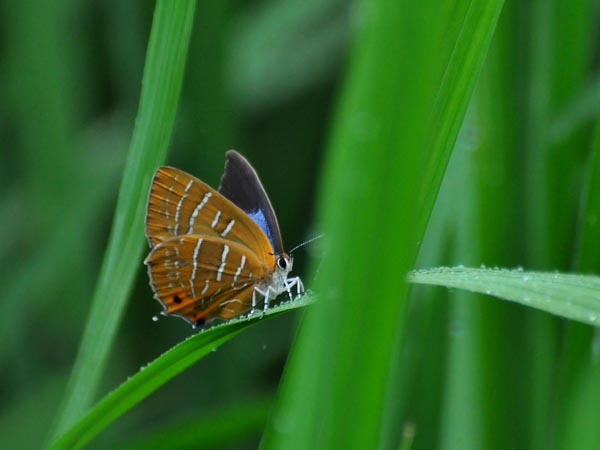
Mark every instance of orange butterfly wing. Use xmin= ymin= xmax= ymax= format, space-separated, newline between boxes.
xmin=145 ymin=234 xmax=266 ymax=327
xmin=145 ymin=166 xmax=276 ymax=268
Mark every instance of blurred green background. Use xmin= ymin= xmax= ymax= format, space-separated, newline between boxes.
xmin=3 ymin=0 xmax=600 ymax=449
xmin=1 ymin=1 xmax=333 ymax=448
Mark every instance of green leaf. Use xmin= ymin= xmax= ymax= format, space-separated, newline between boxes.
xmin=558 ymin=47 xmax=600 ymax=450
xmin=47 ymin=294 xmax=314 ymax=450
xmin=49 ymin=1 xmax=197 ymax=440
xmin=260 ymin=1 xmax=505 ymax=450
xmin=409 ymin=267 xmax=600 ymax=326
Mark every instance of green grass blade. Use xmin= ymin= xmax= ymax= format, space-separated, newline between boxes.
xmin=409 ymin=267 xmax=600 ymax=326
xmin=559 ymin=363 xmax=600 ymax=450
xmin=436 ymin=105 xmax=522 ymax=448
xmin=434 ymin=4 xmax=535 ymax=444
xmin=419 ymin=2 xmax=506 ymax=227
xmin=558 ymin=79 xmax=600 ymax=450
xmin=49 ymin=1 xmax=196 ymax=440
xmin=576 ymin=119 xmax=600 ymax=273
xmin=521 ymin=1 xmax=589 ymax=447
xmin=549 ymin=77 xmax=600 ymax=145
xmin=47 ymin=296 xmax=313 ymax=450
xmin=260 ymin=1 xmax=504 ymax=449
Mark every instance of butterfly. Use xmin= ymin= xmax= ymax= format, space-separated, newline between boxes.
xmin=144 ymin=150 xmax=303 ymax=329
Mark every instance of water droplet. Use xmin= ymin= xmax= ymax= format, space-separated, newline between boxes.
xmin=152 ymin=315 xmax=159 ymax=322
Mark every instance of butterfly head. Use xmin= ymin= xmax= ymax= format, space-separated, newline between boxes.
xmin=268 ymin=252 xmax=294 ymax=294
xmin=276 ymin=253 xmax=293 ymax=274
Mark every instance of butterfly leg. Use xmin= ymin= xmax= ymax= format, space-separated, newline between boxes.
xmin=296 ymin=277 xmax=304 ymax=295
xmin=251 ymin=279 xmax=302 ymax=318
xmin=283 ymin=276 xmax=304 ymax=299
xmin=250 ymin=287 xmax=260 ymax=316
xmin=283 ymin=278 xmax=295 ymax=300
xmin=252 ymin=286 xmax=271 ymax=317
xmin=262 ymin=287 xmax=272 ymax=316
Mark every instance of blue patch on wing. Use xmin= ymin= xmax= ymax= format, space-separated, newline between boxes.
xmin=248 ymin=209 xmax=275 ymax=246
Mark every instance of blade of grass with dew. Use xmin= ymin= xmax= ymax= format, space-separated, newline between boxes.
xmin=49 ymin=1 xmax=196 ymax=440
xmin=260 ymin=2 xmax=504 ymax=450
xmin=47 ymin=295 xmax=314 ymax=450
xmin=409 ymin=267 xmax=600 ymax=326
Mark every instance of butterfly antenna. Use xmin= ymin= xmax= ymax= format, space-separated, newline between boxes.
xmin=289 ymin=234 xmax=323 ymax=254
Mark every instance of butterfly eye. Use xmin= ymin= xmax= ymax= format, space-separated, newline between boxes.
xmin=277 ymin=256 xmax=288 ymax=270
